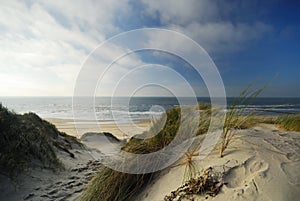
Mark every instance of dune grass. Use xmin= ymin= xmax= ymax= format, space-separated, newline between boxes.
xmin=0 ymin=103 xmax=81 ymax=177
xmin=79 ymin=165 xmax=156 ymax=201
xmin=182 ymin=150 xmax=199 ymax=182
xmin=245 ymin=114 xmax=300 ymax=132
xmin=80 ymin=100 xmax=268 ymax=200
xmin=219 ymin=85 xmax=265 ymax=158
xmin=121 ymin=107 xmax=182 ymax=154
xmin=80 ymin=105 xmax=209 ymax=201
xmin=86 ymin=96 xmax=299 ymax=200
xmin=122 ymin=104 xmax=211 ymax=153
xmin=276 ymin=114 xmax=300 ymax=132
xmin=80 ymin=107 xmax=184 ymax=201
xmin=82 ymin=98 xmax=291 ymax=200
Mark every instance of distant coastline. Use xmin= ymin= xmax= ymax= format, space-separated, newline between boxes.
xmin=1 ymin=97 xmax=300 ymax=121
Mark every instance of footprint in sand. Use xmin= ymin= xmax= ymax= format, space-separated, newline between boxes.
xmin=281 ymin=162 xmax=300 ymax=186
xmin=264 ymin=138 xmax=300 ymax=160
xmin=286 ymin=152 xmax=300 ymax=162
xmin=224 ymin=157 xmax=269 ymax=188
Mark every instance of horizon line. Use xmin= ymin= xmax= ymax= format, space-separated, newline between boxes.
xmin=1 ymin=96 xmax=300 ymax=98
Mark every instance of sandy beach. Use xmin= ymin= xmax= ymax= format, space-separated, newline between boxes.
xmin=46 ymin=118 xmax=151 ymax=139
xmin=0 ymin=114 xmax=299 ymax=201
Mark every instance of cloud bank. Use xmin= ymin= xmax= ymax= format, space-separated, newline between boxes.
xmin=0 ymin=0 xmax=274 ymax=96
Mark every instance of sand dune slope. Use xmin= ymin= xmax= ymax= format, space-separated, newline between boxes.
xmin=137 ymin=124 xmax=300 ymax=201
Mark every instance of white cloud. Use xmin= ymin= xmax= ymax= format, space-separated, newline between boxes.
xmin=0 ymin=0 xmax=131 ymax=96
xmin=0 ymin=0 xmax=275 ymax=96
xmin=142 ymin=0 xmax=273 ymax=54
xmin=39 ymin=0 xmax=130 ymax=34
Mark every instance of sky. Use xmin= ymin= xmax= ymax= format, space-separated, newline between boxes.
xmin=0 ymin=0 xmax=299 ymax=97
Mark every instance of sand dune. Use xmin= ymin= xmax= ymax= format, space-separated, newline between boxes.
xmin=0 ymin=136 xmax=106 ymax=201
xmin=2 ymin=119 xmax=299 ymax=201
xmin=137 ymin=124 xmax=300 ymax=201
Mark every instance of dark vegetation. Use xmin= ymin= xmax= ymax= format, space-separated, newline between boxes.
xmin=164 ymin=167 xmax=224 ymax=201
xmin=0 ymin=103 xmax=81 ymax=177
xmin=276 ymin=114 xmax=300 ymax=132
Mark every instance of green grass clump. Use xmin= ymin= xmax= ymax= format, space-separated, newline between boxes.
xmin=79 ymin=107 xmax=182 ymax=201
xmin=219 ymin=85 xmax=265 ymax=158
xmin=198 ymin=102 xmax=211 ymax=111
xmin=276 ymin=114 xmax=300 ymax=132
xmin=80 ymin=105 xmax=211 ymax=201
xmin=80 ymin=166 xmax=155 ymax=201
xmin=196 ymin=104 xmax=211 ymax=135
xmin=123 ymin=105 xmax=211 ymax=154
xmin=0 ymin=103 xmax=80 ymax=177
xmin=253 ymin=116 xmax=277 ymax=125
xmin=122 ymin=107 xmax=182 ymax=154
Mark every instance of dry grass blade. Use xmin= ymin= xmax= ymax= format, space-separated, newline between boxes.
xmin=182 ymin=151 xmax=199 ymax=183
xmin=219 ymin=84 xmax=266 ymax=158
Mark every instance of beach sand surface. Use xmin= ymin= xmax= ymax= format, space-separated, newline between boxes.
xmin=46 ymin=118 xmax=151 ymax=139
xmin=0 ymin=118 xmax=134 ymax=201
xmin=137 ymin=124 xmax=300 ymax=201
xmin=2 ymin=120 xmax=299 ymax=201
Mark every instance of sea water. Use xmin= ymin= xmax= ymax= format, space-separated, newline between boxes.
xmin=1 ymin=97 xmax=300 ymax=123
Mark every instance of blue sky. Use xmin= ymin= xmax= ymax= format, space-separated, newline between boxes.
xmin=0 ymin=0 xmax=299 ymax=97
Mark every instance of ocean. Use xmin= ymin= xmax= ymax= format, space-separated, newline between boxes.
xmin=1 ymin=97 xmax=300 ymax=123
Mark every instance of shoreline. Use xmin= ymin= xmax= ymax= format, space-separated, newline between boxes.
xmin=1 ymin=103 xmax=299 ymax=200
xmin=46 ymin=118 xmax=151 ymax=139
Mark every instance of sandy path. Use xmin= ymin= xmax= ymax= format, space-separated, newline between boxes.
xmin=0 ymin=131 xmax=127 ymax=201
xmin=0 ymin=145 xmax=100 ymax=201
xmin=0 ymin=118 xmax=150 ymax=201
xmin=2 ymin=122 xmax=299 ymax=201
